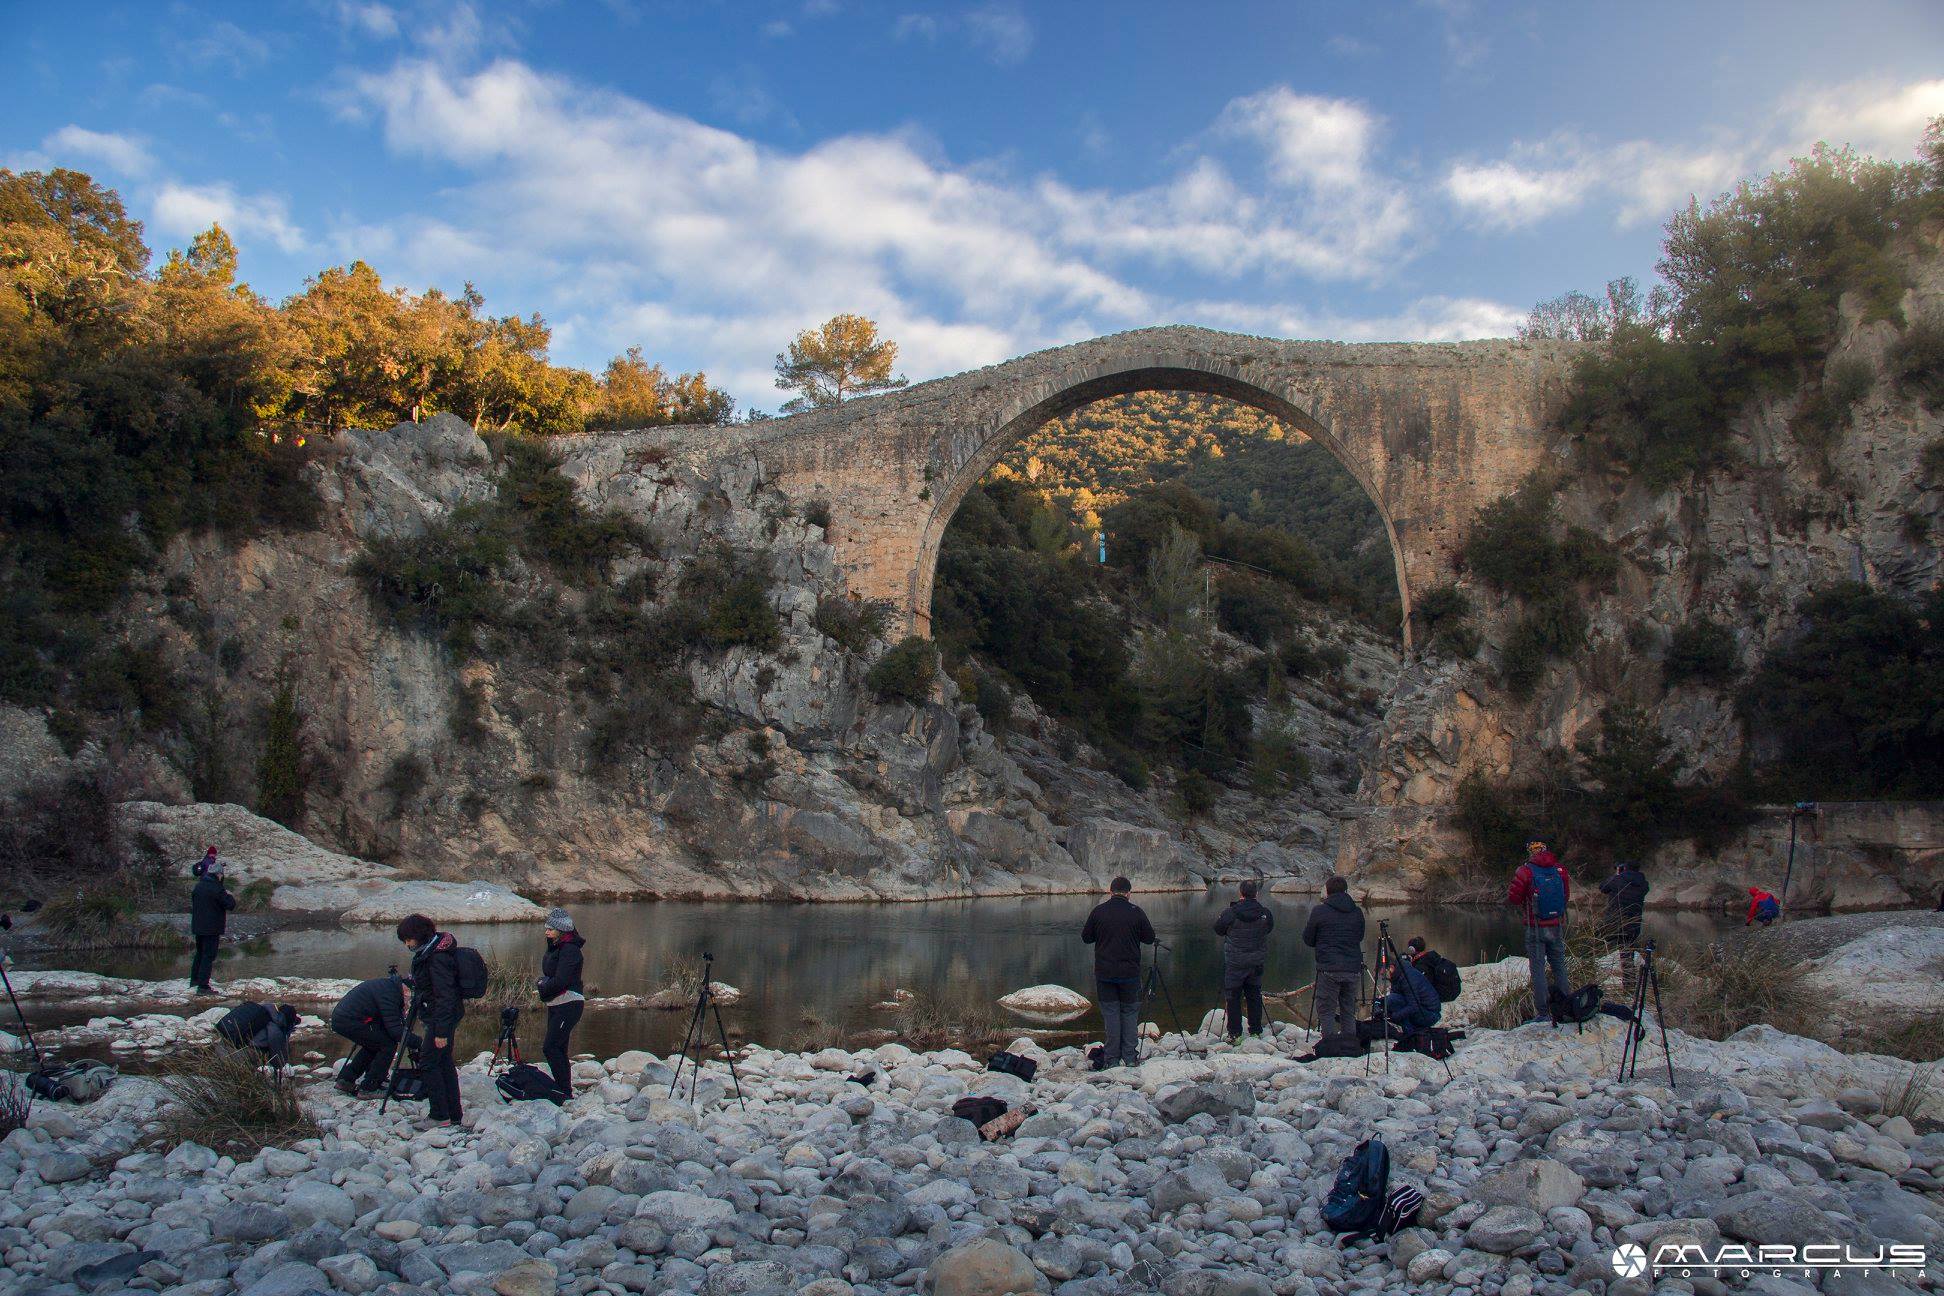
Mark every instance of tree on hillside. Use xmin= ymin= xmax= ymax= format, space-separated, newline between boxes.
xmin=773 ymin=313 xmax=906 ymax=413
xmin=588 ymin=346 xmax=735 ymax=429
xmin=1518 ymin=276 xmax=1650 ymax=342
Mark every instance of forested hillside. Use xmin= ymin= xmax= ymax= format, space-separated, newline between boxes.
xmin=994 ymin=392 xmax=1399 ymax=622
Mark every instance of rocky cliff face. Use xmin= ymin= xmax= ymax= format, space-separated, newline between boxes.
xmin=2 ymin=413 xmax=1396 ymax=901
xmin=1343 ymin=233 xmax=1944 ymax=906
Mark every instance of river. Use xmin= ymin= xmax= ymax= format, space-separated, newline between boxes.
xmin=31 ymin=892 xmax=1743 ymax=1055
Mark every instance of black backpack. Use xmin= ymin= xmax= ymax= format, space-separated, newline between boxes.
xmin=952 ymin=1096 xmax=1008 ymax=1127
xmin=1322 ymin=1138 xmax=1390 ymax=1234
xmin=1401 ymin=1027 xmax=1464 ymax=1061
xmin=1352 ymin=1184 xmax=1425 ymax=1243
xmin=454 ymin=947 xmax=489 ymax=1000
xmin=1422 ymin=954 xmax=1462 ymax=1003
xmin=495 ymin=1062 xmax=561 ymax=1104
xmin=986 ymin=1051 xmax=1038 ymax=1082
xmin=1314 ymin=1032 xmax=1366 ymax=1058
xmin=1550 ymin=984 xmax=1603 ymax=1025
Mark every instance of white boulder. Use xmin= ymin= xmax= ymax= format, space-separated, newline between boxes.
xmin=997 ymin=985 xmax=1092 ymax=1017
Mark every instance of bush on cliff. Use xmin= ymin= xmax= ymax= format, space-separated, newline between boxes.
xmin=1739 ymin=583 xmax=1944 ymax=798
xmin=867 ymin=636 xmax=938 ymax=706
xmin=1662 ymin=618 xmax=1739 ymax=687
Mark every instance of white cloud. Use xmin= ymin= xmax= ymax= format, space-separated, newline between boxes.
xmin=41 ymin=126 xmax=154 ymax=177
xmin=1325 ymin=34 xmax=1375 ymax=58
xmin=335 ymin=2 xmax=400 ymax=39
xmin=1791 ymin=77 xmax=1944 ymax=161
xmin=1186 ymin=295 xmax=1527 ymax=344
xmin=964 ymin=4 xmax=1033 ymax=66
xmin=332 ymin=58 xmax=1449 ymax=401
xmin=176 ymin=20 xmax=270 ymax=72
xmin=1447 ymin=75 xmax=1944 ymax=234
xmin=892 ymin=13 xmax=941 ymax=42
xmin=152 ymin=182 xmax=306 ymax=253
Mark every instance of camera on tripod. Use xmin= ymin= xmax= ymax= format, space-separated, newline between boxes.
xmin=499 ymin=1005 xmax=520 ymax=1030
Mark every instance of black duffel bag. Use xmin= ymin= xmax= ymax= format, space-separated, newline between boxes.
xmin=986 ymin=1050 xmax=1038 ymax=1082
xmin=495 ymin=1062 xmax=562 ymax=1104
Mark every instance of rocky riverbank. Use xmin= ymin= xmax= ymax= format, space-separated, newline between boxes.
xmin=3 ymin=951 xmax=1941 ymax=1296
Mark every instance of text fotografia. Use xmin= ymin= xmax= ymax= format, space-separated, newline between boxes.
xmin=1611 ymin=1242 xmax=1928 ymax=1279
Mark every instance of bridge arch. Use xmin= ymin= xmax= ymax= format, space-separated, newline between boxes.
xmin=910 ymin=357 xmax=1415 ymax=649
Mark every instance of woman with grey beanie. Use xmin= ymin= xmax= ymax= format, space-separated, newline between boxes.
xmin=535 ymin=907 xmax=585 ymax=1099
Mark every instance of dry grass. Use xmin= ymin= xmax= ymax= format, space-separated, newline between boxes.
xmin=1655 ymin=940 xmax=1816 ymax=1041
xmin=1850 ymin=1013 xmax=1944 ymax=1064
xmin=1878 ymin=1061 xmax=1939 ymax=1122
xmin=0 ymin=1067 xmax=31 ymax=1138
xmin=785 ymin=1012 xmax=853 ymax=1054
xmin=37 ymin=886 xmax=175 ymax=951
xmin=894 ymin=993 xmax=1011 ymax=1051
xmin=1472 ymin=981 xmax=1536 ymax=1031
xmin=154 ymin=1047 xmax=318 ymax=1155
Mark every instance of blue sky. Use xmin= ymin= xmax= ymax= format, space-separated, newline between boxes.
xmin=6 ymin=1 xmax=1942 ymax=411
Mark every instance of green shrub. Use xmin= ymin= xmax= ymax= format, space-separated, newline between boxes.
xmin=1214 ymin=572 xmax=1292 ymax=646
xmin=256 ymin=660 xmax=307 ymax=828
xmin=1249 ymin=726 xmax=1311 ymax=793
xmin=493 ymin=436 xmax=652 ymax=582
xmin=1464 ymin=481 xmax=1619 ymax=598
xmin=1662 ymin=618 xmax=1739 ymax=686
xmin=971 ymin=670 xmax=1013 ymax=735
xmin=867 ymin=636 xmax=938 ymax=705
xmin=1414 ymin=585 xmax=1480 ymax=658
xmin=356 ymin=505 xmax=514 ymax=655
xmin=1452 ymin=772 xmax=1528 ymax=870
xmin=1739 ymin=583 xmax=1944 ymax=797
xmin=1175 ymin=768 xmax=1218 ymax=817
xmin=1890 ymin=315 xmax=1944 ymax=409
xmin=813 ymin=595 xmax=891 ymax=654
xmin=1500 ymin=595 xmax=1588 ymax=699
xmin=659 ymin=547 xmax=781 ymax=653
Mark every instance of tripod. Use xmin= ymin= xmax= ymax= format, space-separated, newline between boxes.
xmin=1617 ymin=940 xmax=1675 ymax=1088
xmin=668 ymin=953 xmax=746 ymax=1110
xmin=1363 ymin=921 xmax=1396 ymax=1076
xmin=1141 ymin=940 xmax=1184 ymax=1037
xmin=492 ymin=1008 xmax=522 ymax=1069
xmin=377 ymin=996 xmax=420 ymax=1117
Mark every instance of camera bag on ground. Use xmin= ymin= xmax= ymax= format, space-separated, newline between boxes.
xmin=1316 ymin=1032 xmax=1366 ymax=1058
xmin=952 ymin=1095 xmax=1008 ymax=1127
xmin=26 ymin=1062 xmax=118 ymax=1102
xmin=388 ymin=1047 xmax=428 ymax=1101
xmin=1422 ymin=954 xmax=1462 ymax=1003
xmin=454 ymin=947 xmax=490 ymax=1000
xmin=495 ymin=1062 xmax=561 ymax=1104
xmin=1549 ymin=984 xmax=1603 ymax=1026
xmin=1401 ymin=1027 xmax=1463 ymax=1061
xmin=986 ymin=1050 xmax=1038 ymax=1082
xmin=1322 ymin=1138 xmax=1391 ymax=1235
xmin=1342 ymin=1184 xmax=1425 ymax=1245
xmin=215 ymin=1002 xmax=271 ymax=1049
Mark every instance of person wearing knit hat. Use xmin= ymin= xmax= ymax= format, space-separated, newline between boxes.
xmin=187 ymin=853 xmax=236 ymax=994
xmin=536 ymin=908 xmax=586 ymax=1100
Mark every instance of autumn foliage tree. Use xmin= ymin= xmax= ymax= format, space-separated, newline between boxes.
xmin=773 ymin=313 xmax=907 ymax=412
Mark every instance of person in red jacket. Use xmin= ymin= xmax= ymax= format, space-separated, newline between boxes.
xmin=1745 ymin=887 xmax=1780 ymax=926
xmin=1507 ymin=838 xmax=1572 ymax=1024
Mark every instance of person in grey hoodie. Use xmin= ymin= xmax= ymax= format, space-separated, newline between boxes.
xmin=1301 ymin=876 xmax=1366 ymax=1038
xmin=1213 ymin=879 xmax=1274 ymax=1041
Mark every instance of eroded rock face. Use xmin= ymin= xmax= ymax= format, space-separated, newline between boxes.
xmin=56 ymin=411 xmax=1398 ymax=902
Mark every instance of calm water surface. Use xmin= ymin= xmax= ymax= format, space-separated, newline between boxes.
xmin=33 ymin=892 xmax=1741 ymax=1055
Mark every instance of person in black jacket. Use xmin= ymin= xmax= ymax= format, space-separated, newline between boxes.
xmin=1301 ymin=877 xmax=1365 ymax=1039
xmin=536 ymin=907 xmax=586 ymax=1098
xmin=216 ymin=1001 xmax=300 ymax=1067
xmin=1598 ymin=862 xmax=1650 ymax=993
xmin=1213 ymin=880 xmax=1274 ymax=1041
xmin=398 ymin=913 xmax=463 ymax=1127
xmin=188 ymin=857 xmax=237 ymax=994
xmin=331 ymin=972 xmax=410 ymax=1097
xmin=1081 ymin=876 xmax=1156 ymax=1068
xmin=1356 ymin=955 xmax=1441 ymax=1043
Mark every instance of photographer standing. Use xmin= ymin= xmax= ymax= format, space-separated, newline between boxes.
xmin=397 ymin=914 xmax=463 ymax=1128
xmin=187 ymin=855 xmax=236 ymax=995
xmin=536 ymin=908 xmax=586 ymax=1099
xmin=331 ymin=971 xmax=410 ymax=1098
xmin=1599 ymin=861 xmax=1649 ymax=993
xmin=1082 ymin=876 xmax=1156 ymax=1069
xmin=1508 ymin=837 xmax=1571 ymax=1024
xmin=1213 ymin=880 xmax=1273 ymax=1042
xmin=1302 ymin=877 xmax=1364 ymax=1040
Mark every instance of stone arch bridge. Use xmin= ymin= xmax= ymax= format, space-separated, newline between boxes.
xmin=671 ymin=326 xmax=1576 ymax=649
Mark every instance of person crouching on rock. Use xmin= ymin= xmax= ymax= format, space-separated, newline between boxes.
xmin=1356 ymin=951 xmax=1441 ymax=1045
xmin=1082 ymin=876 xmax=1156 ymax=1069
xmin=536 ymin=907 xmax=586 ymax=1099
xmin=1745 ymin=886 xmax=1781 ymax=927
xmin=397 ymin=913 xmax=464 ymax=1128
xmin=331 ymin=970 xmax=411 ymax=1098
xmin=1213 ymin=879 xmax=1273 ymax=1042
xmin=215 ymin=1000 xmax=299 ymax=1069
xmin=188 ymin=854 xmax=236 ymax=995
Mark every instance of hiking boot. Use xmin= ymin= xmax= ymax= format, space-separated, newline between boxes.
xmin=333 ymin=1077 xmax=358 ymax=1097
xmin=355 ymin=1086 xmax=386 ymax=1100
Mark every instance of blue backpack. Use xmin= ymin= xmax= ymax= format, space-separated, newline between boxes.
xmin=1754 ymin=896 xmax=1779 ymax=922
xmin=1322 ymin=1138 xmax=1391 ymax=1234
xmin=1528 ymin=863 xmax=1567 ymax=923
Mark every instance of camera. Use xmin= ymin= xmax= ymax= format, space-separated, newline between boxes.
xmin=500 ymin=1006 xmax=520 ymax=1029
